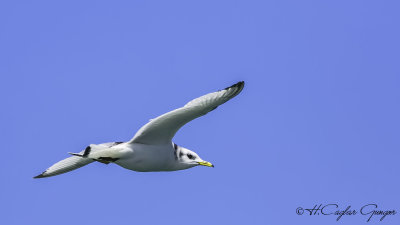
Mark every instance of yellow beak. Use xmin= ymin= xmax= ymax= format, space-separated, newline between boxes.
xmin=198 ymin=161 xmax=214 ymax=167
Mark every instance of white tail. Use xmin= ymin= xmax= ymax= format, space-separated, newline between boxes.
xmin=34 ymin=156 xmax=93 ymax=178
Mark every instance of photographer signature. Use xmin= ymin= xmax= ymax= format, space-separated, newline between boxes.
xmin=296 ymin=204 xmax=396 ymax=222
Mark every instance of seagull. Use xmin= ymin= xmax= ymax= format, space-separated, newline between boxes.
xmin=34 ymin=81 xmax=244 ymax=178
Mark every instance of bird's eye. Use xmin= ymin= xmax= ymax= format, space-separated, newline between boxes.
xmin=187 ymin=154 xmax=193 ymax=159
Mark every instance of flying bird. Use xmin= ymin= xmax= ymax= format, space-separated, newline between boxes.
xmin=34 ymin=81 xmax=244 ymax=178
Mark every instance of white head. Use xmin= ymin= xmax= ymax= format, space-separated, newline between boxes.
xmin=173 ymin=143 xmax=214 ymax=170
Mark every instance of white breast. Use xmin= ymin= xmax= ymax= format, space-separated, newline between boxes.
xmin=115 ymin=143 xmax=176 ymax=172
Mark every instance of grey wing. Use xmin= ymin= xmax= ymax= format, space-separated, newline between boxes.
xmin=129 ymin=81 xmax=244 ymax=145
xmin=34 ymin=156 xmax=94 ymax=178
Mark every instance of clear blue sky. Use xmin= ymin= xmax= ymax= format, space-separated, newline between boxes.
xmin=1 ymin=1 xmax=399 ymax=224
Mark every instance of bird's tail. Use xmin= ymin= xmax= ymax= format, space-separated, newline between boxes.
xmin=34 ymin=156 xmax=94 ymax=178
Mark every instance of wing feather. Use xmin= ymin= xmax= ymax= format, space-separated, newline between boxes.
xmin=34 ymin=156 xmax=93 ymax=178
xmin=129 ymin=81 xmax=244 ymax=145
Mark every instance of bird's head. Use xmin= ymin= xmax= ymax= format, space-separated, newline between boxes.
xmin=174 ymin=144 xmax=214 ymax=168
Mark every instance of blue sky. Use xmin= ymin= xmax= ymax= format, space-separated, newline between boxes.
xmin=1 ymin=1 xmax=399 ymax=224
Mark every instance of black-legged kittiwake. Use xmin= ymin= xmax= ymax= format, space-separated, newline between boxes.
xmin=34 ymin=81 xmax=244 ymax=178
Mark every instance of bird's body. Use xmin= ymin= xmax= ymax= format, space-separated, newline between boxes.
xmin=34 ymin=81 xmax=244 ymax=178
xmin=116 ymin=143 xmax=174 ymax=172
xmin=115 ymin=143 xmax=196 ymax=172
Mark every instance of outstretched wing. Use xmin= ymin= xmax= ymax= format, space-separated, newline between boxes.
xmin=129 ymin=81 xmax=244 ymax=145
xmin=34 ymin=156 xmax=94 ymax=178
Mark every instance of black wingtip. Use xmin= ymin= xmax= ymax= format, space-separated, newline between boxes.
xmin=224 ymin=81 xmax=245 ymax=90
xmin=33 ymin=173 xmax=45 ymax=179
